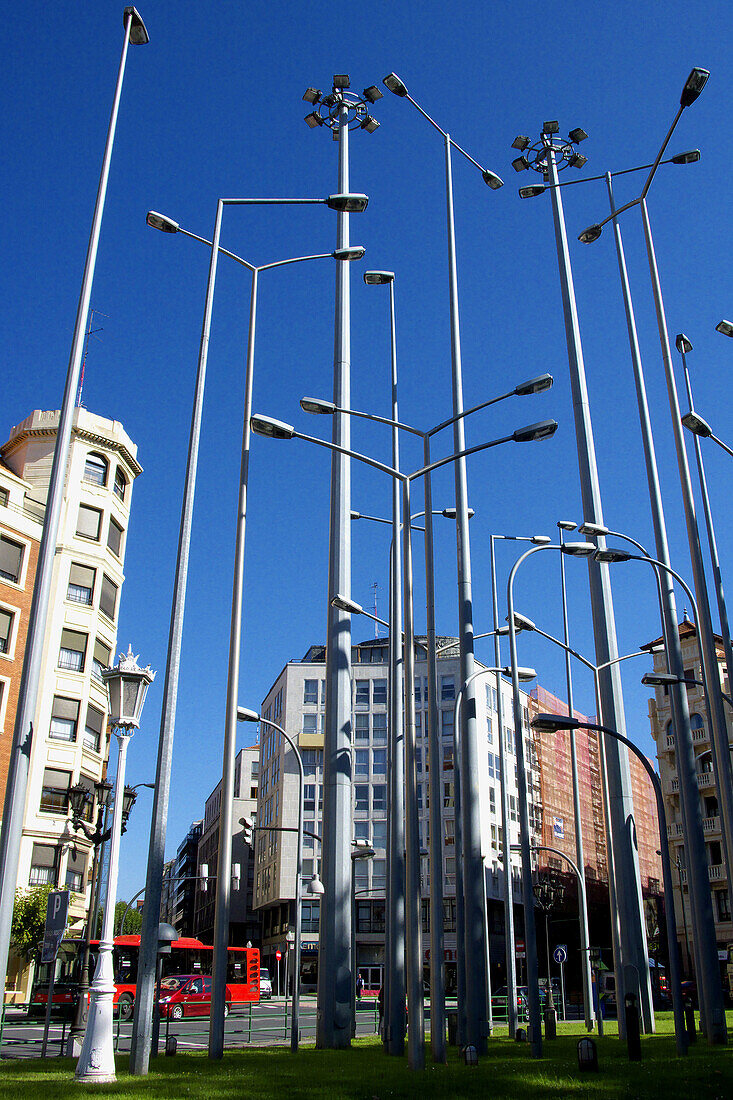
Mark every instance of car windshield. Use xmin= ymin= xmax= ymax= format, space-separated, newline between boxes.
xmin=160 ymin=977 xmax=187 ymax=991
xmin=260 ymin=970 xmax=270 ymax=981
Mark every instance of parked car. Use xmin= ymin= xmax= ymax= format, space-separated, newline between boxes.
xmin=259 ymin=968 xmax=273 ymax=999
xmin=157 ymin=974 xmax=232 ymax=1019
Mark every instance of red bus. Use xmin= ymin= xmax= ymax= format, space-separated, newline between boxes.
xmin=31 ymin=935 xmax=260 ymax=1020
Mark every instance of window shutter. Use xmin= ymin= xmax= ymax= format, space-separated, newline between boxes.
xmin=69 ymin=563 xmax=96 ymax=590
xmin=76 ymin=504 xmax=101 ymax=539
xmin=31 ymin=844 xmax=57 ymax=868
xmin=0 ymin=535 xmax=22 ymax=580
xmin=53 ymin=696 xmax=80 ymax=721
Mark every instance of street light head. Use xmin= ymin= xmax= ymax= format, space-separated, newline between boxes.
xmin=124 ymin=7 xmax=149 ymax=45
xmin=579 ymin=223 xmax=603 ymax=244
xmin=504 ymin=666 xmax=537 ymax=682
xmin=350 ymin=511 xmax=361 ymax=520
xmin=250 ymin=415 xmax=296 ymax=440
xmin=557 ymin=520 xmax=577 ymax=531
xmin=519 ymin=185 xmax=546 ymax=199
xmin=326 ymin=193 xmax=369 ymax=213
xmin=511 ymin=135 xmax=531 ymax=151
xmin=333 ymin=74 xmax=350 ymax=90
xmin=361 ymin=115 xmax=380 ymax=134
xmin=512 ymin=419 xmax=558 ymax=443
xmin=680 ymin=67 xmax=710 ymax=107
xmin=542 ymin=120 xmax=560 ymax=135
xmin=578 ymin=521 xmax=609 ymax=537
xmin=363 ymin=270 xmax=394 ymax=285
xmin=641 ymin=672 xmax=681 ymax=688
xmin=568 ymin=153 xmax=587 ymax=169
xmin=147 ymin=210 xmax=179 ymax=233
xmin=307 ymin=873 xmax=325 ymax=896
xmin=303 ymin=87 xmax=321 ymax=104
xmin=561 ymin=542 xmax=596 ymax=557
xmin=236 ymin=707 xmax=260 ymax=723
xmin=512 ymin=155 xmax=531 ymax=172
xmin=351 ymin=841 xmax=376 ymax=860
xmin=531 ymin=535 xmax=552 ymax=545
xmin=681 ymin=410 xmax=712 ymax=437
xmin=102 ymin=645 xmax=155 ymax=730
xmin=716 ymin=319 xmax=733 ymax=337
xmin=671 ymin=149 xmax=701 ymax=165
xmin=300 ymin=396 xmax=336 ymax=415
xmin=383 ymin=72 xmax=408 ymax=97
xmin=507 ymin=612 xmax=536 ymax=632
xmin=675 ymin=333 xmax=693 ymax=353
xmin=441 ymin=507 xmax=475 ymax=519
xmin=532 ymin=711 xmax=580 ymax=732
xmin=568 ymin=127 xmax=588 ymax=144
xmin=514 ymin=373 xmax=553 ymax=396
xmin=363 ymin=85 xmax=383 ymax=103
xmin=482 ymin=169 xmax=504 ymax=190
xmin=332 ymin=593 xmax=363 ymax=615
xmin=304 ymin=112 xmax=324 ymax=128
xmin=333 ymin=246 xmax=366 ymax=261
xmin=593 ymin=546 xmax=632 ymax=563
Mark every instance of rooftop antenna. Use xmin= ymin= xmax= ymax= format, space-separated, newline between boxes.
xmin=372 ymin=581 xmax=380 ymax=639
xmin=76 ymin=308 xmax=108 ymax=407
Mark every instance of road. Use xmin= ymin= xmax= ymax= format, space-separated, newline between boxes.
xmin=1 ymin=997 xmax=380 ymax=1059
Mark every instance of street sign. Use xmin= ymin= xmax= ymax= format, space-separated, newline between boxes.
xmin=41 ymin=890 xmax=69 ymax=963
xmin=553 ymin=944 xmax=567 ymax=965
xmin=515 ymin=939 xmax=526 ymax=959
xmin=275 ymin=950 xmax=282 ymax=961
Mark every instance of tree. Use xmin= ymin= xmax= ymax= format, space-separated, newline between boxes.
xmin=11 ymin=886 xmax=53 ymax=961
xmin=115 ymin=901 xmax=142 ymax=936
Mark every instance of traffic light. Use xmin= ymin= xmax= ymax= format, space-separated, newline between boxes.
xmin=241 ymin=817 xmax=255 ymax=845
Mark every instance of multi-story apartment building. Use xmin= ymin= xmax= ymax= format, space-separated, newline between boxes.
xmin=171 ymin=820 xmax=202 ymax=937
xmin=253 ymin=637 xmax=535 ymax=994
xmin=1 ymin=409 xmax=140 ymax=1002
xmin=193 ymin=746 xmax=260 ymax=947
xmin=644 ymin=616 xmax=732 ymax=977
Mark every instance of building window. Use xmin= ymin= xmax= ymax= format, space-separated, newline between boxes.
xmin=444 ymin=782 xmax=454 ymax=809
xmin=441 ymin=710 xmax=454 ymax=741
xmin=717 ymin=890 xmax=731 ymax=922
xmin=0 ymin=608 xmax=13 ymax=654
xmin=372 ymin=820 xmax=387 ymax=850
xmin=0 ymin=487 xmax=8 ymax=507
xmin=113 ymin=466 xmax=127 ymax=502
xmin=354 ymin=713 xmax=369 ymax=741
xmin=0 ymin=534 xmax=23 ymax=583
xmin=355 ymin=680 xmax=369 ymax=708
xmin=40 ymin=768 xmax=71 ymax=814
xmin=67 ymin=563 xmax=96 ymax=605
xmin=29 ymin=844 xmax=57 ymax=887
xmin=372 ymin=859 xmax=386 ymax=890
xmin=355 ymin=749 xmax=369 ymax=776
xmin=59 ymin=628 xmax=87 ymax=672
xmin=372 ymin=713 xmax=387 ymax=742
xmin=84 ymin=704 xmax=105 ymax=752
xmin=107 ymin=516 xmax=124 ymax=557
xmin=49 ymin=696 xmax=79 ymax=742
xmin=373 ymin=748 xmax=387 ymax=774
xmin=303 ymin=714 xmax=318 ymax=737
xmin=65 ymin=849 xmax=86 ymax=893
xmin=100 ymin=575 xmax=118 ymax=622
xmin=76 ymin=503 xmax=102 ymax=541
xmin=487 ymin=753 xmax=495 ymax=779
xmin=303 ymin=785 xmax=316 ymax=813
xmin=354 ymin=785 xmax=369 ymax=812
xmin=373 ymin=679 xmax=387 ymax=706
xmin=84 ymin=452 xmax=108 ymax=487
xmin=489 ymin=787 xmax=496 ymax=815
xmin=440 ymin=676 xmax=455 ymax=702
xmin=372 ymin=784 xmax=386 ymax=812
xmin=92 ymin=638 xmax=111 ymax=682
xmin=303 ymin=679 xmax=318 ymax=704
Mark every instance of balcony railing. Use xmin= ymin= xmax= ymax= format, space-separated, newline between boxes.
xmin=702 ymin=816 xmax=721 ymax=835
xmin=666 ymin=822 xmax=684 ymax=838
xmin=679 ymin=864 xmax=725 ymax=884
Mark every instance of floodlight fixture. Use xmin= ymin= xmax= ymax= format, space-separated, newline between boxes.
xmin=512 ymin=155 xmax=531 ymax=172
xmin=383 ymin=72 xmax=408 ymax=97
xmin=333 ymin=74 xmax=350 ymax=90
xmin=675 ymin=333 xmax=693 ymax=353
xmin=361 ymin=115 xmax=380 ymax=134
xmin=363 ymin=85 xmax=383 ymax=103
xmin=303 ymin=87 xmax=321 ymax=104
xmin=542 ymin=120 xmax=560 ymax=135
xmin=568 ymin=127 xmax=588 ymax=144
xmin=716 ymin=319 xmax=733 ymax=337
xmin=680 ymin=67 xmax=709 ymax=107
xmin=568 ymin=153 xmax=587 ymax=169
xmin=147 ymin=210 xmax=179 ymax=233
xmin=511 ymin=135 xmax=531 ymax=151
xmin=305 ymin=112 xmax=324 ymax=128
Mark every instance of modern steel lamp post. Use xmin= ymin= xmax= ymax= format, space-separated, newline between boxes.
xmin=0 ymin=6 xmax=149 ymax=1011
xmin=251 ymin=412 xmax=558 ymax=1068
xmin=75 ymin=647 xmax=155 ymax=1083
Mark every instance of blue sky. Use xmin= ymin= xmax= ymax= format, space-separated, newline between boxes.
xmin=2 ymin=1 xmax=730 ymax=901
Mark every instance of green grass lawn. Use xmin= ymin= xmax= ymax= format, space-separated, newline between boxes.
xmin=2 ymin=1016 xmax=732 ymax=1100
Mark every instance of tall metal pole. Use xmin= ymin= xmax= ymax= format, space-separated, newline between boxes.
xmin=605 ymin=177 xmax=723 ymax=1042
xmin=130 ymin=198 xmax=224 ymax=1073
xmin=401 ymin=478 xmax=425 ymax=1070
xmin=489 ymin=537 xmax=518 ymax=1037
xmin=641 ymin=198 xmax=732 ymax=1048
xmin=557 ymin=527 xmax=594 ymax=1031
xmin=545 ymin=142 xmax=652 ymax=1032
xmin=422 ymin=437 xmax=446 ymax=1062
xmin=317 ymin=98 xmax=354 ymax=1050
xmin=386 ymin=279 xmax=405 ymax=1056
xmin=209 ymin=267 xmax=259 ymax=1058
xmin=0 ymin=6 xmax=147 ymax=1008
xmin=444 ymin=132 xmax=488 ymax=1055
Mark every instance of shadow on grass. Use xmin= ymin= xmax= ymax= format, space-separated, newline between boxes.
xmin=3 ymin=1028 xmax=733 ymax=1099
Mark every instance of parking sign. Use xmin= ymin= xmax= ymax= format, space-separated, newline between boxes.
xmin=41 ymin=890 xmax=69 ymax=963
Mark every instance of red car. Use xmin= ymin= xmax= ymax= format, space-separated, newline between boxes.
xmin=157 ymin=974 xmax=232 ymax=1019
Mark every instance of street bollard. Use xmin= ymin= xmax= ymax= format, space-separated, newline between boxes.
xmin=684 ymin=1000 xmax=696 ymax=1045
xmin=544 ymin=1007 xmax=557 ymax=1040
xmin=624 ymin=993 xmax=641 ymax=1061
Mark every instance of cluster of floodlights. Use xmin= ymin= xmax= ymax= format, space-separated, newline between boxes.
xmin=303 ymin=75 xmax=381 ymax=133
xmin=511 ymin=124 xmax=588 ymax=180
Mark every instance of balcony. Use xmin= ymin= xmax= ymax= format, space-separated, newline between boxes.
xmin=679 ymin=864 xmax=726 ymax=884
xmin=665 ymin=734 xmax=675 ymax=751
xmin=702 ymin=815 xmax=721 ymax=835
xmin=666 ymin=822 xmax=684 ymax=839
xmin=696 ymin=771 xmax=716 ymax=790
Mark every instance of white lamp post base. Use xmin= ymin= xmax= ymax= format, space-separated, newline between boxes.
xmin=74 ymin=944 xmax=117 ymax=1083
